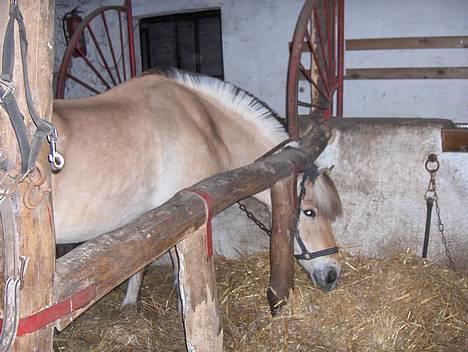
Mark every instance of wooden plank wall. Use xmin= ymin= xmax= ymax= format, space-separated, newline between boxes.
xmin=345 ymin=36 xmax=468 ymax=80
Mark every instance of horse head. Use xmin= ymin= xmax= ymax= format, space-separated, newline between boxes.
xmin=295 ymin=165 xmax=342 ymax=291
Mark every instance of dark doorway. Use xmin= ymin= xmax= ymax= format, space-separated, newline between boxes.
xmin=140 ymin=9 xmax=224 ymax=79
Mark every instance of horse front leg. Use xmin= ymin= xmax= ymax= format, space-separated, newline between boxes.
xmin=122 ymin=270 xmax=145 ymax=309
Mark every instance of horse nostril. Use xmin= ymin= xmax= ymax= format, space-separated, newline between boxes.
xmin=325 ymin=268 xmax=337 ymax=285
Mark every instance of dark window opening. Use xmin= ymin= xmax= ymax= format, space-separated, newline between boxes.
xmin=139 ymin=9 xmax=224 ymax=79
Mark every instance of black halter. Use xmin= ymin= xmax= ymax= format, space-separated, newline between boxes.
xmin=293 ymin=164 xmax=339 ymax=261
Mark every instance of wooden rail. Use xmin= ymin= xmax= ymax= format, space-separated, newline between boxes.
xmin=345 ymin=67 xmax=468 ymax=80
xmin=54 ymin=134 xmax=328 ymax=330
xmin=346 ymin=36 xmax=468 ymax=50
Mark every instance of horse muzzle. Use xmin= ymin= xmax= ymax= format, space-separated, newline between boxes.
xmin=312 ymin=265 xmax=340 ymax=292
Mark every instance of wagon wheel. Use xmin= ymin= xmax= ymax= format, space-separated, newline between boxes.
xmin=287 ymin=0 xmax=344 ymax=139
xmin=55 ymin=0 xmax=136 ymax=99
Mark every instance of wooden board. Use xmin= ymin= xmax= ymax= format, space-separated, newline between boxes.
xmin=345 ymin=67 xmax=468 ymax=80
xmin=441 ymin=128 xmax=468 ymax=152
xmin=346 ymin=36 xmax=468 ymax=50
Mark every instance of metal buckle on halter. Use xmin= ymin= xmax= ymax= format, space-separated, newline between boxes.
xmin=0 ymin=78 xmax=15 ymax=104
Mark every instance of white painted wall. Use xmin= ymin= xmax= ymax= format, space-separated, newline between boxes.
xmin=131 ymin=0 xmax=304 ymax=117
xmin=317 ymin=119 xmax=467 ymax=271
xmin=55 ymin=0 xmax=468 ymax=120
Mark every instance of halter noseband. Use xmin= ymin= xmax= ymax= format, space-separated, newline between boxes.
xmin=294 ymin=236 xmax=339 ymax=260
xmin=294 ymin=164 xmax=339 ymax=261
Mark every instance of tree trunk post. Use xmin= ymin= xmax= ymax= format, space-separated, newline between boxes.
xmin=0 ymin=1 xmax=56 ymax=351
xmin=267 ymin=173 xmax=297 ymax=314
xmin=176 ymin=226 xmax=223 ymax=351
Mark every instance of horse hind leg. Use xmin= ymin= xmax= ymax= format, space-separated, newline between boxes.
xmin=121 ymin=248 xmax=180 ymax=312
xmin=122 ymin=270 xmax=145 ymax=309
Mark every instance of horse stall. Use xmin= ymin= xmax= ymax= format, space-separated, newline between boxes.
xmin=1 ymin=1 xmax=339 ymax=351
xmin=1 ymin=0 xmax=467 ymax=352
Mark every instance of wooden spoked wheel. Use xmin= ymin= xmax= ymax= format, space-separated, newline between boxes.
xmin=287 ymin=0 xmax=344 ymax=140
xmin=55 ymin=1 xmax=136 ymax=99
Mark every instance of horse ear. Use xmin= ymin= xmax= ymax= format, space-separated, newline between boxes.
xmin=319 ymin=165 xmax=335 ymax=176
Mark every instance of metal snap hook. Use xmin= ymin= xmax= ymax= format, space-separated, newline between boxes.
xmin=47 ymin=128 xmax=65 ymax=171
xmin=49 ymin=152 xmax=65 ymax=170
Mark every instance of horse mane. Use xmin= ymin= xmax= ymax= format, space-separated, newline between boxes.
xmin=156 ymin=69 xmax=289 ymax=144
xmin=301 ymin=166 xmax=343 ymax=222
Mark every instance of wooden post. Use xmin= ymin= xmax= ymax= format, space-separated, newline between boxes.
xmin=176 ymin=226 xmax=223 ymax=351
xmin=0 ymin=1 xmax=56 ymax=351
xmin=267 ymin=173 xmax=297 ymax=314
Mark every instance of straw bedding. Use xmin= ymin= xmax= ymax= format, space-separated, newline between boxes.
xmin=53 ymin=251 xmax=467 ymax=351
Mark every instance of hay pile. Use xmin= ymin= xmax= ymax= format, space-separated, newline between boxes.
xmin=53 ymin=252 xmax=467 ymax=352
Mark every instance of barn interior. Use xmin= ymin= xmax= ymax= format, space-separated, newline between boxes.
xmin=53 ymin=0 xmax=468 ymax=270
xmin=0 ymin=0 xmax=466 ymax=351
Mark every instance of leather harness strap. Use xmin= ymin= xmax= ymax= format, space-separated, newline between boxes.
xmin=0 ymin=2 xmax=62 ymax=178
xmin=0 ymin=285 xmax=96 ymax=337
xmin=183 ymin=187 xmax=215 ymax=257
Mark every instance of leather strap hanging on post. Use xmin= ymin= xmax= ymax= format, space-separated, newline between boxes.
xmin=422 ymin=154 xmax=439 ymax=259
xmin=183 ymin=188 xmax=214 ymax=258
xmin=422 ymin=197 xmax=433 ymax=258
xmin=421 ymin=153 xmax=456 ymax=271
xmin=0 ymin=198 xmax=27 ymax=351
xmin=0 ymin=1 xmax=64 ymax=178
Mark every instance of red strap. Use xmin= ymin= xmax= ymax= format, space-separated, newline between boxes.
xmin=0 ymin=284 xmax=96 ymax=336
xmin=184 ymin=187 xmax=214 ymax=257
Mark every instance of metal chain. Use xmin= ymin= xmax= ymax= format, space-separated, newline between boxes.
xmin=238 ymin=202 xmax=272 ymax=236
xmin=425 ymin=155 xmax=456 ymax=271
xmin=430 ymin=173 xmax=456 ymax=271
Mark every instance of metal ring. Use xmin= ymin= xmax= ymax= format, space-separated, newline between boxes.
xmin=425 ymin=154 xmax=439 ymax=172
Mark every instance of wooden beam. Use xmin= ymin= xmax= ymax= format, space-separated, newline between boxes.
xmin=441 ymin=128 xmax=468 ymax=152
xmin=0 ymin=1 xmax=56 ymax=351
xmin=346 ymin=36 xmax=468 ymax=50
xmin=177 ymin=227 xmax=223 ymax=351
xmin=53 ymin=147 xmax=325 ymax=330
xmin=267 ymin=173 xmax=296 ymax=315
xmin=345 ymin=67 xmax=468 ymax=80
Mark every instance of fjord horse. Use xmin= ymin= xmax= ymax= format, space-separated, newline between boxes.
xmin=52 ymin=71 xmax=342 ymax=307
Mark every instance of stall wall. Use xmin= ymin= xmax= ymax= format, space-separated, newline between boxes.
xmin=317 ymin=119 xmax=467 ymax=271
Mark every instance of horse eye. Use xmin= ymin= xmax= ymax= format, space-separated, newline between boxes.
xmin=303 ymin=209 xmax=317 ymax=217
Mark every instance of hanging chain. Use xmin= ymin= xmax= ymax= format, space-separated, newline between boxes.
xmin=424 ymin=154 xmax=456 ymax=271
xmin=238 ymin=201 xmax=272 ymax=236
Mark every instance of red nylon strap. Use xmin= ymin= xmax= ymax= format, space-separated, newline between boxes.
xmin=0 ymin=284 xmax=96 ymax=336
xmin=184 ymin=187 xmax=214 ymax=257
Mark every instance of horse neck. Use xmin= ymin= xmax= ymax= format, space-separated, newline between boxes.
xmin=219 ymin=111 xmax=288 ymax=209
xmin=216 ymin=108 xmax=287 ymax=169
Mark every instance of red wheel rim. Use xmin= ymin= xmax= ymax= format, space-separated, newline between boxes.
xmin=55 ymin=1 xmax=136 ymax=99
xmin=287 ymin=0 xmax=344 ymax=140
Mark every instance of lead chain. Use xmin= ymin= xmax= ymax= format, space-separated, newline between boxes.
xmin=426 ymin=168 xmax=456 ymax=272
xmin=238 ymin=202 xmax=272 ymax=236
